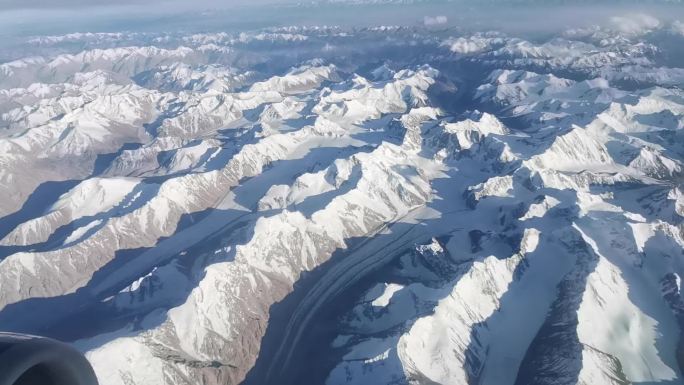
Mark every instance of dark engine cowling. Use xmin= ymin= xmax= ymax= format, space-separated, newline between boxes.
xmin=0 ymin=333 xmax=98 ymax=385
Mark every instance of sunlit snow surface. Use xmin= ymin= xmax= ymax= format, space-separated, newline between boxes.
xmin=0 ymin=8 xmax=683 ymax=385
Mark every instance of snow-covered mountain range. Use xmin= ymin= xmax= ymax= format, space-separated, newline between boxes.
xmin=0 ymin=12 xmax=683 ymax=385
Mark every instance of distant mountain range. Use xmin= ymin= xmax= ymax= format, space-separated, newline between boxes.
xmin=1 ymin=12 xmax=684 ymax=385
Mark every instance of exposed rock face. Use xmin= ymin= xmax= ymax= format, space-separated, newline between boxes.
xmin=1 ymin=16 xmax=684 ymax=385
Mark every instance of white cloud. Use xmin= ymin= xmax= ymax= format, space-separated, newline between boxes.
xmin=424 ymin=15 xmax=447 ymax=26
xmin=671 ymin=20 xmax=684 ymax=36
xmin=609 ymin=13 xmax=660 ymax=36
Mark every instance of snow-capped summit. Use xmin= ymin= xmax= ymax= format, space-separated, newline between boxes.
xmin=1 ymin=13 xmax=684 ymax=385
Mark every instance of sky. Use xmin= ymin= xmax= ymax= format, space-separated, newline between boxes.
xmin=1 ymin=0 xmax=215 ymax=9
xmin=0 ymin=0 xmax=282 ymax=11
xmin=3 ymin=0 xmax=683 ymax=12
xmin=1 ymin=0 xmax=684 ymax=40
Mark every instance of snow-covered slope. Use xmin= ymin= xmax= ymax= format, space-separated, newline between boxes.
xmin=1 ymin=16 xmax=684 ymax=385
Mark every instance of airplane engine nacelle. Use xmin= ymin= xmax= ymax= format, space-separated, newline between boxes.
xmin=0 ymin=333 xmax=98 ymax=385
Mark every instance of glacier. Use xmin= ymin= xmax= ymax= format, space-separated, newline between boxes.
xmin=0 ymin=8 xmax=683 ymax=385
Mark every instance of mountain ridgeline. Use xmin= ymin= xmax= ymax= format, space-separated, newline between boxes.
xmin=0 ymin=14 xmax=683 ymax=385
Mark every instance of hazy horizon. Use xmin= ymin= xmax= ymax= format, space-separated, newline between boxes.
xmin=2 ymin=1 xmax=684 ymax=43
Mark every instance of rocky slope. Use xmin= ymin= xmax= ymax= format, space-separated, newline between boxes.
xmin=0 ymin=14 xmax=683 ymax=385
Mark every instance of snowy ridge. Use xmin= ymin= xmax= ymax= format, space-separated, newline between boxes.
xmin=0 ymin=19 xmax=684 ymax=385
